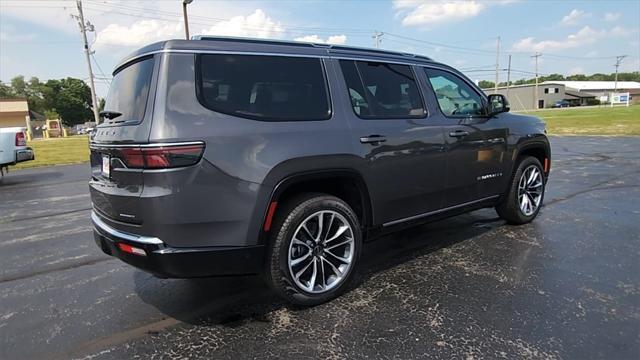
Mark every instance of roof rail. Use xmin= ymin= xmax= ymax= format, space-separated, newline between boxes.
xmin=193 ymin=35 xmax=317 ymax=48
xmin=192 ymin=35 xmax=432 ymax=61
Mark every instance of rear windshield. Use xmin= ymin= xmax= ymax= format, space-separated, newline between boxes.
xmin=104 ymin=56 xmax=155 ymax=123
xmin=196 ymin=54 xmax=331 ymax=121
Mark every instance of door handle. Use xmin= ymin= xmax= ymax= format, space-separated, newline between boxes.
xmin=360 ymin=135 xmax=387 ymax=145
xmin=449 ymin=130 xmax=469 ymax=138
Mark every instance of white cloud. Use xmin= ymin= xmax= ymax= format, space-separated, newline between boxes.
xmin=393 ymin=0 xmax=485 ymax=26
xmin=95 ymin=20 xmax=181 ymax=48
xmin=511 ymin=26 xmax=606 ymax=52
xmin=93 ymin=9 xmax=285 ymax=48
xmin=293 ymin=34 xmax=347 ymax=45
xmin=0 ymin=1 xmax=78 ymax=34
xmin=609 ymin=26 xmax=634 ymax=37
xmin=568 ymin=66 xmax=584 ymax=75
xmin=560 ymin=9 xmax=588 ymax=26
xmin=200 ymin=9 xmax=284 ymax=39
xmin=393 ymin=0 xmax=518 ymax=27
xmin=604 ymin=12 xmax=621 ymax=22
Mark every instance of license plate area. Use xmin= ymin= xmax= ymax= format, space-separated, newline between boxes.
xmin=102 ymin=154 xmax=110 ymax=177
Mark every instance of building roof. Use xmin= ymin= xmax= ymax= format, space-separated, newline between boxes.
xmin=542 ymin=81 xmax=640 ymax=91
xmin=481 ymin=83 xmax=553 ymax=91
xmin=564 ymin=89 xmax=596 ymax=98
xmin=0 ymin=98 xmax=29 ymax=113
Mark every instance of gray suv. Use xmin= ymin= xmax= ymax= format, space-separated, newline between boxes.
xmin=91 ymin=37 xmax=550 ymax=305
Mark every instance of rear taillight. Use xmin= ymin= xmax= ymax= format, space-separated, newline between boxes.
xmin=15 ymin=132 xmax=26 ymax=147
xmin=116 ymin=143 xmax=205 ymax=169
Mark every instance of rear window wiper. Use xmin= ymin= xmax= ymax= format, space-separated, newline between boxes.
xmin=100 ymin=110 xmax=123 ymax=120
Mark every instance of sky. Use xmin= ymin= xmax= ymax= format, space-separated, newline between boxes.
xmin=1 ymin=0 xmax=639 ymax=98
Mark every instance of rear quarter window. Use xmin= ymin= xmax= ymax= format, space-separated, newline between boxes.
xmin=196 ymin=54 xmax=331 ymax=121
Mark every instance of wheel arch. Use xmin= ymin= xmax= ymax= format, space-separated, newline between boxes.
xmin=259 ymin=169 xmax=374 ymax=244
xmin=513 ymin=139 xmax=551 ymax=175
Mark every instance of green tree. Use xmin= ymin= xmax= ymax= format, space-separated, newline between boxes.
xmin=10 ymin=76 xmax=28 ymax=97
xmin=0 ymin=81 xmax=13 ymax=98
xmin=478 ymin=80 xmax=495 ymax=89
xmin=44 ymin=109 xmax=60 ymax=120
xmin=98 ymin=97 xmax=106 ymax=113
xmin=42 ymin=78 xmax=93 ymax=126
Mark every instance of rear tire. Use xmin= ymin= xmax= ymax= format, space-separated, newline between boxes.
xmin=265 ymin=193 xmax=362 ymax=306
xmin=496 ymin=156 xmax=546 ymax=224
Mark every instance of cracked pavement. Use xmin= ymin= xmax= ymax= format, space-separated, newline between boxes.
xmin=0 ymin=136 xmax=638 ymax=359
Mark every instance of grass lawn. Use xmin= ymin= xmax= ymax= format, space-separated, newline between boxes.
xmin=520 ymin=105 xmax=640 ymax=136
xmin=13 ymin=135 xmax=90 ymax=170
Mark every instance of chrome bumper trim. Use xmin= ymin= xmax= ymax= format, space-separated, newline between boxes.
xmin=91 ymin=211 xmax=163 ymax=245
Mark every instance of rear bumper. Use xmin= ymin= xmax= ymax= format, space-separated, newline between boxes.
xmin=91 ymin=211 xmax=265 ymax=278
xmin=15 ymin=148 xmax=34 ymax=163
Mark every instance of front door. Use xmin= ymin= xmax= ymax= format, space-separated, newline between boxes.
xmin=423 ymin=67 xmax=508 ymax=207
xmin=334 ymin=59 xmax=447 ymax=225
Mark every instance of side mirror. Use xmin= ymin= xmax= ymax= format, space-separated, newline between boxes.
xmin=487 ymin=94 xmax=510 ymax=117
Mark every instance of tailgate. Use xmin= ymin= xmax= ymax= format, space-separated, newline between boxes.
xmin=89 ymin=55 xmax=157 ymax=224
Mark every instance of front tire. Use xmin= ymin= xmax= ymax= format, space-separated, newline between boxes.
xmin=496 ymin=156 xmax=546 ymax=224
xmin=265 ymin=194 xmax=362 ymax=306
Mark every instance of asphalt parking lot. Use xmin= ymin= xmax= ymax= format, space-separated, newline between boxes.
xmin=1 ymin=136 xmax=638 ymax=359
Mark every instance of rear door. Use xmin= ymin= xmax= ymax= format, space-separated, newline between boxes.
xmin=335 ymin=59 xmax=446 ymax=225
xmin=422 ymin=67 xmax=508 ymax=207
xmin=89 ymin=55 xmax=157 ymax=224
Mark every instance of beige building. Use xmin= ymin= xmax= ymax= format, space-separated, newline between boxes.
xmin=0 ymin=98 xmax=30 ymax=128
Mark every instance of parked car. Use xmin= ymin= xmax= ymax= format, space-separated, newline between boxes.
xmin=0 ymin=127 xmax=34 ymax=177
xmin=90 ymin=37 xmax=550 ymax=305
xmin=552 ymin=100 xmax=571 ymax=108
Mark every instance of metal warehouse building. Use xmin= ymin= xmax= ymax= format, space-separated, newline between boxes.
xmin=482 ymin=81 xmax=640 ymax=111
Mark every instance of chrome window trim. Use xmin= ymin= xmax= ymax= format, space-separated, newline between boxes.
xmin=92 ymin=211 xmax=163 ymax=245
xmin=383 ymin=195 xmax=500 ymax=227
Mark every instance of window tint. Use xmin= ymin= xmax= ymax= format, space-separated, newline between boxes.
xmin=197 ymin=55 xmax=331 ymax=121
xmin=424 ymin=68 xmax=484 ymax=117
xmin=104 ymin=56 xmax=154 ymax=122
xmin=339 ymin=60 xmax=425 ymax=119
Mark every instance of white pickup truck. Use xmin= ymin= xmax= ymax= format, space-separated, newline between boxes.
xmin=0 ymin=127 xmax=34 ymax=176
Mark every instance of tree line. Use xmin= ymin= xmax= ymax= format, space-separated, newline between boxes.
xmin=478 ymin=71 xmax=640 ymax=90
xmin=0 ymin=75 xmax=104 ymax=127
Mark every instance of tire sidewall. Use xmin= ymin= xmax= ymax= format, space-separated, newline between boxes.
xmin=271 ymin=196 xmax=362 ymax=305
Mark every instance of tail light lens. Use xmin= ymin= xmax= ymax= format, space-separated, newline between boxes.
xmin=15 ymin=132 xmax=26 ymax=146
xmin=116 ymin=143 xmax=205 ymax=169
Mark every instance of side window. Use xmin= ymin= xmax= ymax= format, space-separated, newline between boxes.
xmin=424 ymin=68 xmax=485 ymax=117
xmin=197 ymin=54 xmax=331 ymax=121
xmin=339 ymin=60 xmax=425 ymax=119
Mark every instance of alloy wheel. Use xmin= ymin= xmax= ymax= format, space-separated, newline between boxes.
xmin=287 ymin=210 xmax=355 ymax=294
xmin=517 ymin=165 xmax=544 ymax=216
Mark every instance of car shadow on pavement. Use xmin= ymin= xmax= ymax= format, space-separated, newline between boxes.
xmin=132 ymin=210 xmax=503 ymax=328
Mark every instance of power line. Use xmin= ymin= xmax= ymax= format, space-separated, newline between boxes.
xmin=91 ymin=53 xmax=111 ymax=86
xmin=83 ymin=0 xmax=372 ymax=35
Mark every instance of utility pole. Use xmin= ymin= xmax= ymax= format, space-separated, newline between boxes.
xmin=506 ymin=54 xmax=512 ymax=99
xmin=183 ymin=0 xmax=194 ymax=40
xmin=494 ymin=36 xmax=500 ymax=94
xmin=531 ymin=52 xmax=542 ymax=109
xmin=613 ymin=55 xmax=627 ymax=92
xmin=73 ymin=0 xmax=100 ymax=125
xmin=372 ymin=31 xmax=383 ymax=48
